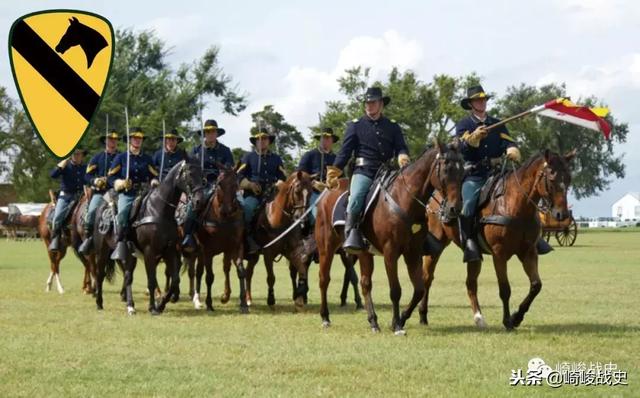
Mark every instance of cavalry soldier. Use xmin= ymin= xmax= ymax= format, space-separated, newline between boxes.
xmin=181 ymin=119 xmax=234 ymax=250
xmin=78 ymin=130 xmax=120 ymax=254
xmin=455 ymin=84 xmax=552 ymax=263
xmin=107 ymin=127 xmax=159 ymax=261
xmin=49 ymin=147 xmax=88 ymax=252
xmin=326 ymin=87 xmax=410 ymax=254
xmin=238 ymin=128 xmax=287 ymax=253
xmin=297 ymin=127 xmax=339 ymax=225
xmin=152 ymin=128 xmax=187 ymax=181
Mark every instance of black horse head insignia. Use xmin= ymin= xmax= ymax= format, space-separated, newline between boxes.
xmin=55 ymin=16 xmax=108 ymax=68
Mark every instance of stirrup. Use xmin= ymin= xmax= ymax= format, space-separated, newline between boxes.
xmin=536 ymin=238 xmax=554 ymax=255
xmin=111 ymin=241 xmax=128 ymax=261
xmin=78 ymin=236 xmax=93 ymax=255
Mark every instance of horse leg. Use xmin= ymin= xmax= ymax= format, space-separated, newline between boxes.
xmin=95 ymin=254 xmax=106 ymax=310
xmin=340 ymin=251 xmax=362 ymax=309
xmin=220 ymin=254 xmax=231 ymax=304
xmin=399 ymin=252 xmax=426 ymax=330
xmin=292 ymin=258 xmax=309 ymax=310
xmin=466 ymin=260 xmax=487 ymax=328
xmin=289 ymin=262 xmax=298 ymax=301
xmin=418 ymin=254 xmax=440 ymax=325
xmin=244 ymin=256 xmax=258 ymax=306
xmin=265 ymin=255 xmax=276 ymax=307
xmin=143 ymin=250 xmax=161 ymax=315
xmin=118 ymin=261 xmax=127 ymax=302
xmin=511 ymin=250 xmax=542 ymax=328
xmin=157 ymin=252 xmax=180 ymax=313
xmin=318 ymin=248 xmax=334 ymax=328
xmin=45 ymin=251 xmax=56 ymax=292
xmin=193 ymin=254 xmax=204 ymax=309
xmin=187 ymin=254 xmax=195 ymax=299
xmin=234 ymin=255 xmax=249 ymax=314
xmin=123 ymin=258 xmax=137 ymax=316
xmin=204 ymin=255 xmax=215 ymax=312
xmin=383 ymin=251 xmax=404 ymax=335
xmin=359 ymin=254 xmax=380 ymax=332
xmin=493 ymin=255 xmax=513 ymax=330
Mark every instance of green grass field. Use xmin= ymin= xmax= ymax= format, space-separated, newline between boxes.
xmin=1 ymin=229 xmax=638 ymax=397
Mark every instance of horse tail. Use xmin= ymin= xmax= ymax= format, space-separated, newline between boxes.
xmin=105 ymin=259 xmax=116 ymax=283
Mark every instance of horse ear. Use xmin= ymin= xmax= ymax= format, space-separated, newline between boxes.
xmin=432 ymin=137 xmax=444 ymax=153
xmin=544 ymin=149 xmax=551 ymax=163
xmin=447 ymin=138 xmax=460 ymax=151
xmin=68 ymin=18 xmax=73 ymax=24
xmin=296 ymin=170 xmax=302 ymax=180
xmin=72 ymin=16 xmax=79 ymax=23
xmin=564 ymin=149 xmax=577 ymax=163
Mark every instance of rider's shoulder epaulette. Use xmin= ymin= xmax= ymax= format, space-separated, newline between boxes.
xmin=351 ymin=118 xmax=359 ymax=123
xmin=390 ymin=119 xmax=397 ymax=123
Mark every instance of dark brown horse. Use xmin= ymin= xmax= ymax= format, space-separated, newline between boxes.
xmin=244 ymin=171 xmax=314 ymax=309
xmin=70 ymin=193 xmax=97 ymax=294
xmin=93 ymin=160 xmax=204 ymax=315
xmin=190 ymin=166 xmax=248 ymax=313
xmin=38 ymin=193 xmax=92 ymax=294
xmin=419 ymin=150 xmax=576 ymax=330
xmin=315 ymin=142 xmax=464 ymax=334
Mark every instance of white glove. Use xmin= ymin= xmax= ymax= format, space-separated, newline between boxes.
xmin=398 ymin=153 xmax=410 ymax=167
xmin=506 ymin=147 xmax=521 ymax=162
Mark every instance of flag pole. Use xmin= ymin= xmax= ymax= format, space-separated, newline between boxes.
xmin=160 ymin=119 xmax=166 ymax=183
xmin=124 ymin=106 xmax=130 ymax=181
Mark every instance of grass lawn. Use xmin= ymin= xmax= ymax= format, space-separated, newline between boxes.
xmin=0 ymin=229 xmax=638 ymax=397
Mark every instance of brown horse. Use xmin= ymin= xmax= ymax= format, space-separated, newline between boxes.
xmin=0 ymin=211 xmax=39 ymax=239
xmin=419 ymin=150 xmax=576 ymax=330
xmin=38 ymin=193 xmax=90 ymax=294
xmin=315 ymin=142 xmax=464 ymax=334
xmin=190 ymin=166 xmax=248 ymax=313
xmin=244 ymin=171 xmax=314 ymax=309
xmin=70 ymin=193 xmax=97 ymax=294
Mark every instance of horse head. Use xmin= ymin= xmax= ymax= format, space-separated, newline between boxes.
xmin=176 ymin=158 xmax=205 ymax=214
xmin=214 ymin=162 xmax=240 ymax=218
xmin=537 ymin=149 xmax=576 ymax=222
xmin=430 ymin=138 xmax=464 ymax=219
xmin=284 ymin=171 xmax=313 ymax=220
xmin=55 ymin=16 xmax=107 ymax=68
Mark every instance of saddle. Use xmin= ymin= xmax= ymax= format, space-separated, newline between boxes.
xmin=331 ymin=167 xmax=400 ymax=228
xmin=96 ymin=188 xmax=151 ymax=234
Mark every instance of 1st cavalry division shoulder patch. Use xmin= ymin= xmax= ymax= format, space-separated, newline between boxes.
xmin=8 ymin=10 xmax=114 ymax=158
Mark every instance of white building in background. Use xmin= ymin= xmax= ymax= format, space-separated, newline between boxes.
xmin=611 ymin=192 xmax=640 ymax=221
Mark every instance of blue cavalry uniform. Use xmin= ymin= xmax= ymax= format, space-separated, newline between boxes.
xmin=107 ymin=127 xmax=158 ymax=260
xmin=297 ymin=127 xmax=339 ymax=225
xmin=238 ymin=130 xmax=287 ymax=252
xmin=454 ymin=85 xmax=550 ymax=262
xmin=328 ymin=87 xmax=409 ymax=253
xmin=181 ymin=119 xmax=234 ymax=250
xmin=152 ymin=129 xmax=188 ymax=180
xmin=78 ymin=130 xmax=120 ymax=254
xmin=48 ymin=148 xmax=88 ymax=251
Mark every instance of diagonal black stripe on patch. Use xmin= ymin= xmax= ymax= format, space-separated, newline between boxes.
xmin=11 ymin=19 xmax=100 ymax=121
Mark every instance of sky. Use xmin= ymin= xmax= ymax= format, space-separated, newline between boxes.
xmin=1 ymin=0 xmax=638 ymax=217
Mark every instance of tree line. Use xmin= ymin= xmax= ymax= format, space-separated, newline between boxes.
xmin=0 ymin=29 xmax=627 ymax=202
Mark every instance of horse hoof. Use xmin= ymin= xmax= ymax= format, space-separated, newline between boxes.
xmin=474 ymin=312 xmax=487 ymax=329
xmin=267 ymin=296 xmax=276 ymax=307
xmin=127 ymin=306 xmax=136 ymax=316
xmin=57 ymin=287 xmax=65 ymax=294
xmin=355 ymin=303 xmax=364 ymax=311
xmin=294 ymin=296 xmax=305 ymax=309
xmin=220 ymin=294 xmax=230 ymax=304
xmin=322 ymin=320 xmax=331 ymax=329
xmin=97 ymin=304 xmax=104 ymax=311
xmin=206 ymin=306 xmax=214 ymax=312
xmin=45 ymin=286 xmax=51 ymax=293
xmin=170 ymin=295 xmax=179 ymax=304
xmin=239 ymin=306 xmax=249 ymax=314
xmin=340 ymin=300 xmax=347 ymax=307
xmin=371 ymin=326 xmax=380 ymax=333
xmin=150 ymin=308 xmax=161 ymax=316
xmin=394 ymin=329 xmax=407 ymax=336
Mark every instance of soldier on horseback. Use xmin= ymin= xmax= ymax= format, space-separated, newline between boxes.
xmin=78 ymin=130 xmax=119 ymax=254
xmin=107 ymin=127 xmax=159 ymax=261
xmin=455 ymin=85 xmax=552 ymax=263
xmin=48 ymin=147 xmax=88 ymax=252
xmin=326 ymin=87 xmax=410 ymax=254
xmin=238 ymin=128 xmax=287 ymax=253
xmin=297 ymin=127 xmax=339 ymax=226
xmin=181 ymin=119 xmax=234 ymax=251
xmin=152 ymin=128 xmax=187 ymax=181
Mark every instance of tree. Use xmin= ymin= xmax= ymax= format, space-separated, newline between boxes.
xmin=250 ymin=105 xmax=306 ymax=171
xmin=495 ymin=83 xmax=627 ymax=199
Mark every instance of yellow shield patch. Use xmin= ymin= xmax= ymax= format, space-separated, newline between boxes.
xmin=8 ymin=10 xmax=114 ymax=158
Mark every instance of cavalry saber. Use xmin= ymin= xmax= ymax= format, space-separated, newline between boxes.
xmin=262 ymin=189 xmax=328 ymax=249
xmin=200 ymin=95 xmax=205 ymax=170
xmin=160 ymin=119 xmax=166 ymax=183
xmin=104 ymin=113 xmax=109 ymax=173
xmin=124 ymin=106 xmax=130 ymax=181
